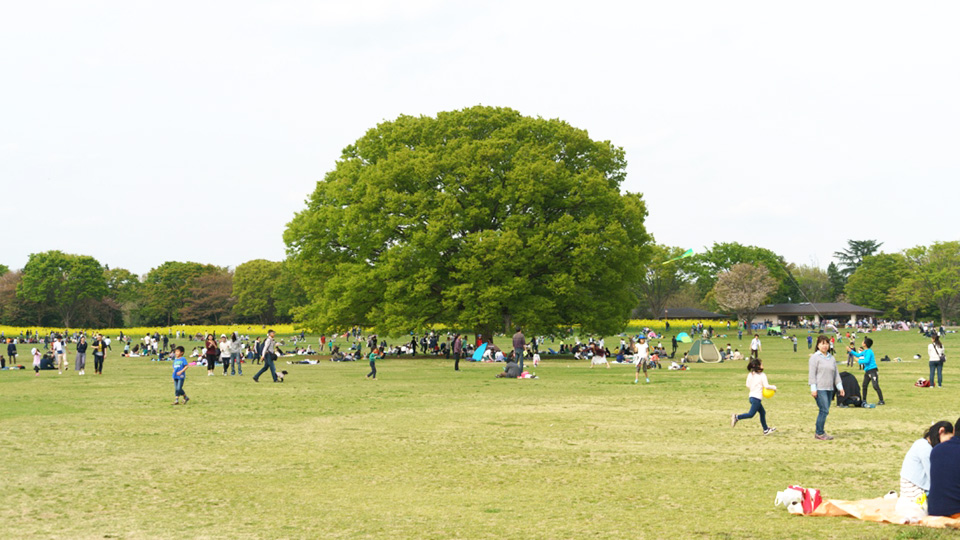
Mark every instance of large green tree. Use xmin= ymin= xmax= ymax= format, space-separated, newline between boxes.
xmin=285 ymin=106 xmax=651 ymax=337
xmin=692 ymin=243 xmax=799 ymax=304
xmin=140 ymin=261 xmax=219 ymax=325
xmin=844 ymin=253 xmax=908 ymax=317
xmin=0 ymin=264 xmax=9 ymax=276
xmin=16 ymin=251 xmax=108 ymax=327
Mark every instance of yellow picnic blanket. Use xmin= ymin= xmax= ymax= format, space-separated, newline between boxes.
xmin=810 ymin=497 xmax=960 ymax=529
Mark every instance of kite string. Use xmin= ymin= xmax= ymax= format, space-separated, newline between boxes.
xmin=772 ymin=257 xmax=826 ymax=325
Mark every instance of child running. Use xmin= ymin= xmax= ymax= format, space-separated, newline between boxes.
xmin=172 ymin=346 xmax=190 ymax=405
xmin=731 ymin=357 xmax=777 ymax=435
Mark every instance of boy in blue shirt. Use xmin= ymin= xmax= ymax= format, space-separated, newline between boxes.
xmin=848 ymin=337 xmax=884 ymax=405
xmin=172 ymin=346 xmax=191 ymax=405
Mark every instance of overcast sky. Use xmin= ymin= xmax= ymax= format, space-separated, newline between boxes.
xmin=2 ymin=1 xmax=958 ymax=275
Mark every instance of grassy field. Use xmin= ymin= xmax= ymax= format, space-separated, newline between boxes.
xmin=1 ymin=329 xmax=958 ymax=539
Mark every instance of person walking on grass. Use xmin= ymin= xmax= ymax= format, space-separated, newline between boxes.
xmin=848 ymin=337 xmax=884 ymax=405
xmin=75 ymin=335 xmax=87 ymax=375
xmin=929 ymin=335 xmax=946 ymax=388
xmin=731 ymin=358 xmax=777 ymax=435
xmin=634 ymin=338 xmax=649 ymax=383
xmin=366 ymin=349 xmax=380 ymax=379
xmin=218 ymin=335 xmax=231 ymax=375
xmin=54 ymin=337 xmax=67 ymax=374
xmin=91 ymin=333 xmax=106 ymax=375
xmin=750 ymin=334 xmax=761 ymax=359
xmin=204 ymin=334 xmax=218 ymax=377
xmin=171 ymin=346 xmax=191 ymax=405
xmin=809 ymin=335 xmax=844 ymax=441
xmin=253 ymin=330 xmax=279 ymax=383
xmin=229 ymin=332 xmax=243 ymax=376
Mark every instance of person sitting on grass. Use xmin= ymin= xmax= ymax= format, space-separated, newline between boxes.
xmin=928 ymin=417 xmax=960 ymax=518
xmin=496 ymin=360 xmax=521 ymax=378
xmin=898 ymin=420 xmax=953 ymax=518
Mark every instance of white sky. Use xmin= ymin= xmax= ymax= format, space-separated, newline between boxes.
xmin=2 ymin=1 xmax=958 ymax=275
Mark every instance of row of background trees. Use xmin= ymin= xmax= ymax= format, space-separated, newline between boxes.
xmin=635 ymin=239 xmax=960 ymax=325
xmin=0 ymin=255 xmax=304 ymax=328
xmin=0 ymin=238 xmax=956 ymax=329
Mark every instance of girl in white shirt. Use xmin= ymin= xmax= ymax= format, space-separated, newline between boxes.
xmin=731 ymin=358 xmax=777 ymax=435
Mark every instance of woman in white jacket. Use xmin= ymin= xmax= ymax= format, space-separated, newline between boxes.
xmin=731 ymin=357 xmax=777 ymax=435
xmin=928 ymin=335 xmax=946 ymax=388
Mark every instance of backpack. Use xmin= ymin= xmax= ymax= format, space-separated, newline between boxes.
xmin=787 ymin=485 xmax=822 ymax=514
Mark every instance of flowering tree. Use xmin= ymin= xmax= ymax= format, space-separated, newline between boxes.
xmin=713 ymin=263 xmax=778 ymax=327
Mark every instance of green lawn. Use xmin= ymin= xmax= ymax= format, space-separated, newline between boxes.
xmin=1 ymin=329 xmax=958 ymax=539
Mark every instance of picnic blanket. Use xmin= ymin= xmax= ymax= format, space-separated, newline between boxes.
xmin=810 ymin=497 xmax=960 ymax=529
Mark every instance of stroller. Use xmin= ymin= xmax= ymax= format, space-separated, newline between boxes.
xmin=836 ymin=371 xmax=862 ymax=407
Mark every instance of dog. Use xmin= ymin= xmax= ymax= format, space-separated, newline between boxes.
xmin=277 ymin=370 xmax=288 ymax=382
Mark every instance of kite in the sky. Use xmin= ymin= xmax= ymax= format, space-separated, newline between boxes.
xmin=662 ymin=248 xmax=694 ymax=265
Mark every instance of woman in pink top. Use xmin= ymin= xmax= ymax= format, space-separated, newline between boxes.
xmin=731 ymin=358 xmax=777 ymax=435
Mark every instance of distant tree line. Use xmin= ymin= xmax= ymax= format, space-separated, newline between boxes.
xmin=634 ymin=239 xmax=960 ymax=325
xmin=0 ymin=252 xmax=305 ymax=328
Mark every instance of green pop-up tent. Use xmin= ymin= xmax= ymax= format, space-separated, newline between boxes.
xmin=675 ymin=332 xmax=692 ymax=343
xmin=689 ymin=338 xmax=722 ymax=363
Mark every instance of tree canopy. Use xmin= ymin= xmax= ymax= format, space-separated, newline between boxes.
xmin=285 ymin=105 xmax=651 ymax=337
xmin=634 ymin=245 xmax=694 ymax=318
xmin=232 ymin=259 xmax=303 ymax=324
xmin=140 ymin=261 xmax=220 ymax=325
xmin=834 ymin=239 xmax=883 ymax=278
xmin=16 ymin=251 xmax=108 ymax=327
xmin=844 ymin=253 xmax=908 ymax=318
xmin=692 ymin=242 xmax=799 ymax=304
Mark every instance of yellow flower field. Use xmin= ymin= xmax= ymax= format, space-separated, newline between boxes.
xmin=0 ymin=324 xmax=299 ymax=338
